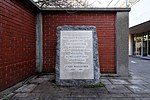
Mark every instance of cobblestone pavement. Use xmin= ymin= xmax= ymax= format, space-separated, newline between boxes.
xmin=0 ymin=57 xmax=150 ymax=100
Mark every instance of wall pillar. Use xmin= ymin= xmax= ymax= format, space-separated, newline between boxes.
xmin=36 ymin=12 xmax=43 ymax=72
xmin=116 ymin=12 xmax=129 ymax=77
xmin=129 ymin=33 xmax=133 ymax=55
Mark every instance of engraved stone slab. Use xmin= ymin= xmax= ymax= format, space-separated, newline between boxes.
xmin=56 ymin=25 xmax=100 ymax=86
xmin=60 ymin=31 xmax=93 ymax=79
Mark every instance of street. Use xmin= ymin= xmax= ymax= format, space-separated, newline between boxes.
xmin=129 ymin=57 xmax=150 ymax=83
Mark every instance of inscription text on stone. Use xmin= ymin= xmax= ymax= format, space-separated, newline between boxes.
xmin=60 ymin=31 xmax=94 ymax=79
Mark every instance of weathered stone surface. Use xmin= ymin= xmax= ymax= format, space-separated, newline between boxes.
xmin=126 ymin=85 xmax=150 ymax=93
xmin=15 ymin=84 xmax=37 ymax=93
xmin=128 ymin=79 xmax=149 ymax=84
xmin=11 ymin=93 xmax=40 ymax=100
xmin=70 ymin=92 xmax=98 ymax=98
xmin=101 ymin=79 xmax=112 ymax=85
xmin=29 ymin=78 xmax=49 ymax=84
xmin=109 ymin=79 xmax=130 ymax=85
xmin=56 ymin=25 xmax=100 ymax=86
xmin=105 ymin=85 xmax=132 ymax=93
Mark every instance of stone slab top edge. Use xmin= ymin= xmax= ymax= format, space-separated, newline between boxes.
xmin=57 ymin=25 xmax=96 ymax=31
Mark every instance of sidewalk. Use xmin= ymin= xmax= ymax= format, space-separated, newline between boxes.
xmin=1 ymin=74 xmax=150 ymax=100
xmin=0 ymin=57 xmax=150 ymax=100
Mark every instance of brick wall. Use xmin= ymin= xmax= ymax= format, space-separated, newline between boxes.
xmin=0 ymin=0 xmax=36 ymax=91
xmin=43 ymin=11 xmax=116 ymax=74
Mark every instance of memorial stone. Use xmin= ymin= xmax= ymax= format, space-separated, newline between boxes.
xmin=56 ymin=25 xmax=100 ymax=86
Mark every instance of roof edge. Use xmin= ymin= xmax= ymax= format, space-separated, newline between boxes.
xmin=29 ymin=0 xmax=41 ymax=10
xmin=129 ymin=20 xmax=150 ymax=29
xmin=41 ymin=8 xmax=131 ymax=12
xmin=13 ymin=0 xmax=41 ymax=11
xmin=129 ymin=20 xmax=150 ymax=34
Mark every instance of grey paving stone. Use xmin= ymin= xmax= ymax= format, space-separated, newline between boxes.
xmin=70 ymin=97 xmax=135 ymax=100
xmin=109 ymin=79 xmax=130 ymax=85
xmin=70 ymin=92 xmax=98 ymax=98
xmin=13 ymin=93 xmax=33 ymax=98
xmin=29 ymin=78 xmax=49 ymax=84
xmin=32 ymin=85 xmax=56 ymax=93
xmin=32 ymin=82 xmax=61 ymax=93
xmin=144 ymin=84 xmax=150 ymax=89
xmin=69 ymin=87 xmax=107 ymax=93
xmin=126 ymin=85 xmax=150 ymax=93
xmin=105 ymin=85 xmax=132 ymax=93
xmin=39 ymin=93 xmax=71 ymax=100
xmin=10 ymin=93 xmax=40 ymax=100
xmin=110 ymin=98 xmax=135 ymax=100
xmin=101 ymin=79 xmax=112 ymax=85
xmin=58 ymin=87 xmax=72 ymax=93
xmin=135 ymin=98 xmax=150 ymax=100
xmin=68 ymin=87 xmax=84 ymax=93
xmin=83 ymin=88 xmax=98 ymax=93
xmin=53 ymin=97 xmax=99 ymax=100
xmin=143 ymin=78 xmax=150 ymax=83
xmin=128 ymin=79 xmax=149 ymax=84
xmin=106 ymin=98 xmax=135 ymax=100
xmin=15 ymin=84 xmax=37 ymax=93
xmin=98 ymin=93 xmax=125 ymax=98
xmin=44 ymin=92 xmax=71 ymax=98
xmin=123 ymin=93 xmax=150 ymax=98
xmin=5 ymin=93 xmax=16 ymax=99
xmin=95 ymin=87 xmax=108 ymax=93
xmin=38 ymin=74 xmax=53 ymax=78
xmin=39 ymin=93 xmax=56 ymax=100
xmin=38 ymin=75 xmax=55 ymax=81
xmin=130 ymin=76 xmax=144 ymax=80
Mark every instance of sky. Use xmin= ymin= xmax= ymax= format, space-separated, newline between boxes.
xmin=86 ymin=0 xmax=127 ymax=7
xmin=129 ymin=0 xmax=150 ymax=27
xmin=33 ymin=0 xmax=128 ymax=7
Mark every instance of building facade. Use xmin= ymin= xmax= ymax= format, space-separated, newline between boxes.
xmin=129 ymin=0 xmax=150 ymax=57
xmin=129 ymin=21 xmax=150 ymax=57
